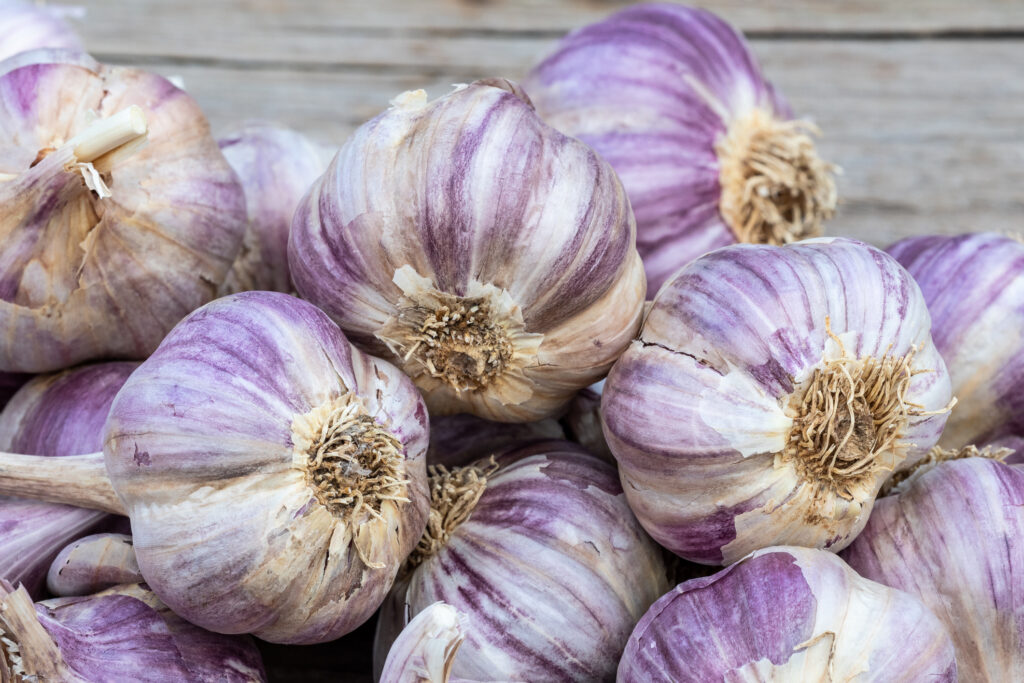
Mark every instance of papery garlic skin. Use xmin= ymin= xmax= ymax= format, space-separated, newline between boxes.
xmin=0 ymin=580 xmax=266 ymax=682
xmin=379 ymin=602 xmax=467 ymax=683
xmin=842 ymin=458 xmax=1024 ymax=682
xmin=524 ymin=3 xmax=836 ymax=294
xmin=602 ymin=238 xmax=951 ymax=564
xmin=0 ymin=51 xmax=246 ymax=372
xmin=0 ymin=362 xmax=134 ymax=596
xmin=217 ymin=122 xmax=328 ymax=295
xmin=290 ymin=79 xmax=645 ymax=422
xmin=0 ymin=1 xmax=82 ymax=62
xmin=375 ymin=440 xmax=670 ymax=682
xmin=47 ymin=533 xmax=142 ymax=597
xmin=103 ymin=291 xmax=429 ymax=644
xmin=427 ymin=413 xmax=564 ymax=469
xmin=888 ymin=232 xmax=1024 ymax=447
xmin=618 ymin=546 xmax=956 ymax=682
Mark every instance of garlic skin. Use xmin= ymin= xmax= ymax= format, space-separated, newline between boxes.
xmin=47 ymin=533 xmax=142 ymax=597
xmin=618 ymin=546 xmax=956 ymax=682
xmin=888 ymin=232 xmax=1024 ymax=447
xmin=290 ymin=78 xmax=646 ymax=422
xmin=524 ymin=4 xmax=836 ymax=294
xmin=427 ymin=413 xmax=564 ymax=469
xmin=379 ymin=602 xmax=467 ymax=683
xmin=842 ymin=458 xmax=1024 ymax=681
xmin=562 ymin=380 xmax=614 ymax=464
xmin=0 ymin=362 xmax=134 ymax=596
xmin=0 ymin=51 xmax=246 ymax=372
xmin=217 ymin=122 xmax=328 ymax=295
xmin=602 ymin=238 xmax=952 ymax=564
xmin=103 ymin=291 xmax=429 ymax=644
xmin=0 ymin=580 xmax=266 ymax=682
xmin=374 ymin=440 xmax=670 ymax=682
xmin=0 ymin=1 xmax=81 ymax=62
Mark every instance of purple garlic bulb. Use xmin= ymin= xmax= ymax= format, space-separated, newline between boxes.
xmin=290 ymin=79 xmax=646 ymax=422
xmin=0 ymin=371 xmax=30 ymax=410
xmin=0 ymin=1 xmax=82 ymax=62
xmin=217 ymin=121 xmax=328 ymax=295
xmin=47 ymin=533 xmax=142 ymax=597
xmin=379 ymin=602 xmax=466 ymax=683
xmin=0 ymin=51 xmax=245 ymax=372
xmin=986 ymin=434 xmax=1024 ymax=465
xmin=427 ymin=412 xmax=564 ymax=469
xmin=618 ymin=546 xmax=956 ymax=682
xmin=843 ymin=457 xmax=1024 ymax=681
xmin=524 ymin=3 xmax=837 ymax=294
xmin=888 ymin=232 xmax=1024 ymax=447
xmin=374 ymin=440 xmax=669 ymax=682
xmin=602 ymin=238 xmax=952 ymax=564
xmin=0 ymin=362 xmax=135 ymax=597
xmin=0 ymin=580 xmax=266 ymax=681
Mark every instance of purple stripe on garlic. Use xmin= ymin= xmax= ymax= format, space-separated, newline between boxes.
xmin=289 ymin=78 xmax=646 ymax=422
xmin=602 ymin=238 xmax=952 ymax=564
xmin=842 ymin=457 xmax=1024 ymax=681
xmin=618 ymin=546 xmax=956 ymax=682
xmin=0 ymin=1 xmax=82 ymax=63
xmin=47 ymin=533 xmax=142 ymax=597
xmin=524 ymin=3 xmax=836 ymax=294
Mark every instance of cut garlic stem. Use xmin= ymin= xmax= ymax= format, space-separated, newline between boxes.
xmin=66 ymin=105 xmax=148 ymax=164
xmin=0 ymin=452 xmax=124 ymax=515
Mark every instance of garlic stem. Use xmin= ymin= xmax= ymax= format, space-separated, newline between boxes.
xmin=65 ymin=105 xmax=148 ymax=164
xmin=0 ymin=452 xmax=124 ymax=515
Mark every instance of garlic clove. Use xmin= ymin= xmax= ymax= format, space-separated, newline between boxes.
xmin=46 ymin=533 xmax=142 ymax=597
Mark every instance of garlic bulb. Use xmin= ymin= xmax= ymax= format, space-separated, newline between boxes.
xmin=290 ymin=78 xmax=646 ymax=422
xmin=618 ymin=546 xmax=956 ymax=681
xmin=0 ymin=292 xmax=429 ymax=644
xmin=602 ymin=238 xmax=952 ymax=564
xmin=842 ymin=457 xmax=1024 ymax=681
xmin=379 ymin=602 xmax=466 ymax=683
xmin=888 ymin=232 xmax=1024 ymax=447
xmin=0 ymin=362 xmax=134 ymax=596
xmin=0 ymin=372 xmax=29 ymax=410
xmin=374 ymin=440 xmax=669 ymax=682
xmin=427 ymin=413 xmax=564 ymax=468
xmin=0 ymin=51 xmax=246 ymax=372
xmin=47 ymin=533 xmax=142 ymax=597
xmin=0 ymin=1 xmax=81 ymax=62
xmin=0 ymin=580 xmax=266 ymax=681
xmin=986 ymin=435 xmax=1024 ymax=465
xmin=217 ymin=121 xmax=328 ymax=295
xmin=524 ymin=3 xmax=837 ymax=294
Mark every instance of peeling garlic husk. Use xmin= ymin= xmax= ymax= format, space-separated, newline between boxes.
xmin=0 ymin=362 xmax=134 ymax=596
xmin=842 ymin=457 xmax=1024 ymax=681
xmin=889 ymin=232 xmax=1024 ymax=447
xmin=0 ymin=580 xmax=266 ymax=681
xmin=524 ymin=4 xmax=837 ymax=294
xmin=379 ymin=602 xmax=469 ymax=683
xmin=427 ymin=413 xmax=564 ymax=468
xmin=618 ymin=546 xmax=956 ymax=682
xmin=0 ymin=50 xmax=246 ymax=372
xmin=47 ymin=533 xmax=142 ymax=597
xmin=217 ymin=121 xmax=329 ymax=295
xmin=602 ymin=238 xmax=952 ymax=565
xmin=374 ymin=440 xmax=670 ymax=682
xmin=290 ymin=78 xmax=646 ymax=422
xmin=0 ymin=1 xmax=82 ymax=62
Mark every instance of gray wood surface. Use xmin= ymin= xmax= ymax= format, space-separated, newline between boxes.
xmin=63 ymin=1 xmax=1024 ymax=248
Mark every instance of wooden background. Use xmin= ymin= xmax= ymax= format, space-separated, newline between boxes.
xmin=57 ymin=1 xmax=1022 ymax=680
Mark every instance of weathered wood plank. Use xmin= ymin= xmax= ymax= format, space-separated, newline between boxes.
xmin=134 ymin=39 xmax=1024 ymax=248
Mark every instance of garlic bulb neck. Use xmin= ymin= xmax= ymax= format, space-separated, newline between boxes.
xmin=0 ymin=583 xmax=69 ymax=682
xmin=0 ymin=451 xmax=123 ymax=515
xmin=783 ymin=342 xmax=924 ymax=500
xmin=406 ymin=459 xmax=498 ymax=569
xmin=717 ymin=108 xmax=836 ymax=245
xmin=292 ymin=394 xmax=409 ymax=523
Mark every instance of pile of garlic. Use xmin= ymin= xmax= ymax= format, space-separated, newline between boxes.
xmin=0 ymin=2 xmax=1020 ymax=682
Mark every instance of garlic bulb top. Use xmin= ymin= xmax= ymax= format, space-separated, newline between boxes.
xmin=0 ymin=1 xmax=81 ymax=62
xmin=602 ymin=238 xmax=952 ymax=564
xmin=374 ymin=440 xmax=669 ymax=682
xmin=290 ymin=78 xmax=646 ymax=422
xmin=525 ymin=3 xmax=836 ymax=293
xmin=0 ymin=51 xmax=246 ymax=372
xmin=102 ymin=291 xmax=430 ymax=643
xmin=47 ymin=533 xmax=142 ymax=597
xmin=379 ymin=602 xmax=467 ymax=683
xmin=888 ymin=232 xmax=1024 ymax=447
xmin=217 ymin=121 xmax=328 ymax=295
xmin=0 ymin=580 xmax=266 ymax=682
xmin=618 ymin=546 xmax=956 ymax=682
xmin=842 ymin=457 xmax=1024 ymax=682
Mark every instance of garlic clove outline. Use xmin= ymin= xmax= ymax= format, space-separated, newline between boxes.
xmin=46 ymin=533 xmax=142 ymax=597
